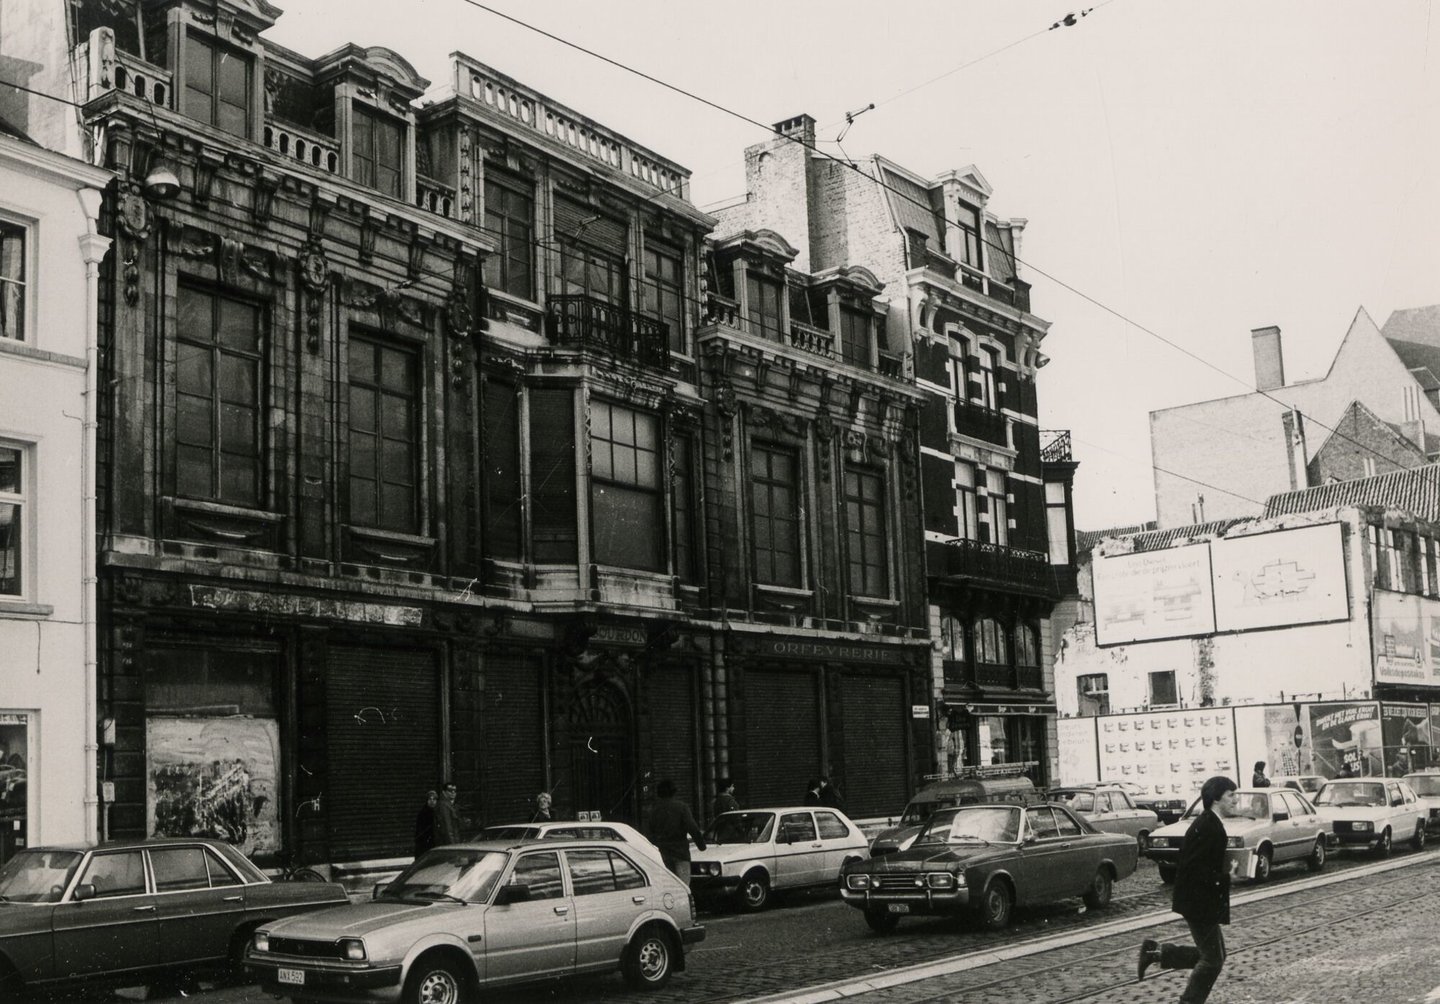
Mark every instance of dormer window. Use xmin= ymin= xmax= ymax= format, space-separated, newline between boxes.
xmin=955 ymin=201 xmax=981 ymax=270
xmin=838 ymin=306 xmax=872 ymax=367
xmin=184 ymin=33 xmax=251 ymax=138
xmin=353 ymin=106 xmax=404 ymax=198
xmin=744 ymin=272 xmax=783 ymax=343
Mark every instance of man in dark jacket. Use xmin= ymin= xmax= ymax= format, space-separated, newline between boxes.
xmin=818 ymin=775 xmax=845 ymax=811
xmin=1137 ymin=775 xmax=1238 ymax=1002
xmin=713 ymin=778 xmax=740 ymax=818
xmin=647 ymin=779 xmax=707 ymax=884
xmin=435 ymin=780 xmax=462 ymax=846
xmin=413 ymin=790 xmax=438 ymax=858
xmin=1251 ymin=761 xmax=1271 ymax=787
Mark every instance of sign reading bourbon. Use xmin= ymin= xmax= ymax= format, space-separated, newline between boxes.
xmin=747 ymin=637 xmax=909 ymax=664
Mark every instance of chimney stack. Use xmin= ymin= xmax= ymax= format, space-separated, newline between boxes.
xmin=772 ymin=114 xmax=816 ymax=148
xmin=1251 ymin=325 xmax=1285 ymax=391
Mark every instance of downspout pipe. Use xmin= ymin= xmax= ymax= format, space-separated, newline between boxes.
xmin=76 ymin=187 xmax=111 ymax=845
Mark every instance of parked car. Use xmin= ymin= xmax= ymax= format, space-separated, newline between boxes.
xmin=1145 ymin=787 xmax=1329 ymax=883
xmin=1403 ymin=770 xmax=1440 ymax=832
xmin=1311 ymin=777 xmax=1427 ymax=855
xmin=868 ymin=775 xmax=1040 ymax=857
xmin=1271 ymin=775 xmax=1326 ymax=796
xmin=689 ymin=806 xmax=869 ymax=911
xmin=247 ymin=837 xmax=704 ymax=1001
xmin=839 ymin=802 xmax=1137 ymax=933
xmin=480 ymin=820 xmax=664 ymax=859
xmin=0 ymin=837 xmax=349 ymax=997
xmin=1103 ymin=780 xmax=1187 ymax=825
xmin=1047 ymin=785 xmax=1159 ymax=846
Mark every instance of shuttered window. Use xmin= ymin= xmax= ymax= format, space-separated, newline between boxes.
xmin=482 ymin=378 xmax=522 ymax=559
xmin=743 ymin=670 xmax=820 ymax=807
xmin=529 ymin=387 xmax=576 ymax=563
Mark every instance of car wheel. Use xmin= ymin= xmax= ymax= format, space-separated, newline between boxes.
xmin=1307 ymin=837 xmax=1327 ymax=872
xmin=863 ymin=907 xmax=900 ymax=934
xmin=1157 ymin=863 xmax=1177 ymax=884
xmin=737 ymin=869 xmax=770 ymax=912
xmin=1375 ymin=828 xmax=1393 ymax=858
xmin=1082 ymin=867 xmax=1113 ymax=909
xmin=976 ymin=879 xmax=1013 ymax=930
xmin=1252 ymin=847 xmax=1273 ymax=882
xmin=1137 ymin=830 xmax=1150 ymax=852
xmin=1413 ymin=823 xmax=1427 ymax=851
xmin=621 ymin=925 xmax=675 ymax=990
xmin=403 ymin=955 xmax=468 ymax=1004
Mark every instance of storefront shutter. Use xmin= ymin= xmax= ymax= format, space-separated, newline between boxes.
xmin=325 ymin=646 xmax=440 ymax=860
xmin=554 ymin=196 xmax=626 ymax=256
xmin=480 ymin=654 xmax=545 ymax=826
xmin=646 ymin=662 xmax=697 ymax=809
xmin=743 ymin=669 xmax=821 ymax=807
xmin=839 ymin=673 xmax=908 ymax=819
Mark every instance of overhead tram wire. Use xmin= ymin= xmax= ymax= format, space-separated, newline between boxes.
xmin=449 ymin=0 xmax=1440 ymax=502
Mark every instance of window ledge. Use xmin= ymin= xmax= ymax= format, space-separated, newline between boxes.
xmin=346 ymin=525 xmax=437 ymax=549
xmin=754 ymin=584 xmax=814 ymax=605
xmin=172 ymin=497 xmax=284 ymax=523
xmin=0 ymin=601 xmax=56 ymax=619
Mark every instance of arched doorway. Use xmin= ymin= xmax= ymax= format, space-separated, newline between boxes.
xmin=569 ymin=683 xmax=636 ymax=824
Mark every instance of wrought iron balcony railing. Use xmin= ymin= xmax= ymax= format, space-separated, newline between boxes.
xmin=953 ymin=400 xmax=1008 ymax=446
xmin=546 ymin=295 xmax=670 ymax=370
xmin=1040 ymin=429 xmax=1073 ymax=463
xmin=940 ymin=538 xmax=1055 ymax=596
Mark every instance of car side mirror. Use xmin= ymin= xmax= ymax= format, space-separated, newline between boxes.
xmin=1023 ymin=832 xmax=1037 ymax=845
xmin=372 ymin=882 xmax=391 ymax=900
xmin=72 ymin=883 xmax=96 ymax=902
xmin=495 ymin=883 xmax=531 ymax=905
xmin=1272 ymin=812 xmax=1289 ymax=822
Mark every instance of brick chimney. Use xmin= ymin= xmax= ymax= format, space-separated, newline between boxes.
xmin=1251 ymin=325 xmax=1285 ymax=391
xmin=772 ymin=114 xmax=816 ymax=148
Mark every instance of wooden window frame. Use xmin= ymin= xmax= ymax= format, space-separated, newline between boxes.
xmin=347 ymin=335 xmax=421 ymax=534
xmin=750 ymin=442 xmax=803 ymax=588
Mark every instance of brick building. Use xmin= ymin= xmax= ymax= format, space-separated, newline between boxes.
xmin=714 ymin=116 xmax=1074 ymax=784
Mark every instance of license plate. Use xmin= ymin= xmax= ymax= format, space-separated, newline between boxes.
xmin=278 ymin=968 xmax=306 ymax=986
xmin=887 ymin=903 xmax=910 ymax=914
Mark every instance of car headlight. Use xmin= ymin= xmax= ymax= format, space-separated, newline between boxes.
xmin=252 ymin=932 xmax=270 ymax=953
xmin=1150 ymin=837 xmax=1170 ymax=848
xmin=339 ymin=938 xmax=366 ymax=962
xmin=1227 ymin=836 xmax=1244 ymax=848
xmin=1351 ymin=821 xmax=1373 ymax=832
xmin=846 ymin=874 xmax=872 ymax=891
xmin=924 ymin=871 xmax=960 ymax=889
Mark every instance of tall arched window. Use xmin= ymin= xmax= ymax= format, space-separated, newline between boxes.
xmin=939 ymin=615 xmax=965 ymax=661
xmin=1015 ymin=624 xmax=1039 ymax=667
xmin=975 ymin=617 xmax=1007 ymax=665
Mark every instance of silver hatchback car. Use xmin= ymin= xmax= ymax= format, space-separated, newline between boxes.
xmin=246 ymin=838 xmax=704 ymax=1003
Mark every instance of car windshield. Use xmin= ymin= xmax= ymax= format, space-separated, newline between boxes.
xmin=916 ymin=806 xmax=1019 ymax=845
xmin=899 ymin=800 xmax=944 ymax=826
xmin=380 ymin=849 xmax=508 ymax=903
xmin=1314 ymin=782 xmax=1386 ymax=808
xmin=1405 ymin=775 xmax=1440 ymax=797
xmin=0 ymin=850 xmax=83 ymax=903
xmin=708 ymin=812 xmax=775 ymax=844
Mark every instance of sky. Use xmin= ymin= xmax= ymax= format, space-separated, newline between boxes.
xmin=265 ymin=0 xmax=1440 ymax=532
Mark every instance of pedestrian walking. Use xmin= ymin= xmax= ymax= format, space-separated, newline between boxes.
xmin=531 ymin=791 xmax=553 ymax=823
xmin=1137 ymin=774 xmax=1239 ymax=1002
xmin=713 ymin=778 xmax=740 ymax=818
xmin=803 ymin=778 xmax=823 ymax=805
xmin=1251 ymin=761 xmax=1271 ymax=787
xmin=413 ymin=789 xmax=438 ymax=858
xmin=435 ymin=779 xmax=462 ymax=846
xmin=819 ymin=774 xmax=845 ymax=811
xmin=647 ymin=779 xmax=707 ymax=884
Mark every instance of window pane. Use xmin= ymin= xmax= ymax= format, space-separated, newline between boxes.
xmin=511 ymin=853 xmax=564 ymax=900
xmin=176 ymin=445 xmax=211 ymax=497
xmin=219 ymin=460 xmax=257 ymax=505
xmin=592 ymin=483 xmax=662 ymax=571
xmin=218 ymin=299 xmax=259 ymax=353
xmin=218 ymin=354 xmax=255 ymax=404
xmin=566 ymin=849 xmax=616 ymax=896
xmin=0 ymin=448 xmax=17 ymax=494
xmin=83 ymin=852 xmax=147 ymax=898
xmin=185 ymin=36 xmax=214 ymax=95
xmin=151 ymin=848 xmax=211 ymax=891
xmin=218 ymin=98 xmax=248 ymax=138
xmin=0 ymin=281 xmax=21 ymax=342
xmin=175 ymin=343 xmax=212 ymax=397
xmin=219 ymin=403 xmax=255 ymax=453
xmin=0 ymin=500 xmax=18 ymax=595
xmin=380 ymin=483 xmax=415 ymax=531
xmin=349 ymin=430 xmax=376 ymax=480
xmin=177 ymin=287 xmax=213 ymax=343
xmin=380 ymin=348 xmax=411 ymax=391
xmin=381 ymin=394 xmax=412 ymax=441
xmin=349 ymin=477 xmax=375 ymax=526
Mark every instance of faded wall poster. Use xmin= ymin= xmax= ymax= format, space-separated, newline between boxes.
xmin=1380 ymin=703 xmax=1434 ymax=774
xmin=1307 ymin=702 xmax=1382 ymax=778
xmin=146 ymin=717 xmax=280 ymax=856
xmin=1261 ymin=704 xmax=1313 ymax=778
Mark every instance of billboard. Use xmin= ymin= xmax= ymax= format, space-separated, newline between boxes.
xmin=1095 ymin=709 xmax=1236 ymax=803
xmin=1373 ymin=590 xmax=1440 ymax=687
xmin=1056 ymin=717 xmax=1100 ymax=785
xmin=1307 ymin=702 xmax=1382 ymax=778
xmin=1093 ymin=543 xmax=1216 ymax=646
xmin=1210 ymin=523 xmax=1348 ymax=632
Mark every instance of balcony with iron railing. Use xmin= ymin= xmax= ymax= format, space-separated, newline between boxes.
xmin=1040 ymin=429 xmax=1073 ymax=463
xmin=943 ymin=659 xmax=1046 ymax=693
xmin=935 ymin=538 xmax=1056 ymax=597
xmin=953 ymin=399 xmax=1008 ymax=446
xmin=546 ymin=295 xmax=670 ymax=370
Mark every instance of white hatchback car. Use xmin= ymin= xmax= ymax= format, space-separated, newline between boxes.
xmin=688 ymin=807 xmax=869 ymax=911
xmin=1403 ymin=770 xmax=1440 ymax=833
xmin=1311 ymin=778 xmax=1427 ymax=855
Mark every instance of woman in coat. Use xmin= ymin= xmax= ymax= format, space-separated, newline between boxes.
xmin=1137 ymin=775 xmax=1239 ymax=1003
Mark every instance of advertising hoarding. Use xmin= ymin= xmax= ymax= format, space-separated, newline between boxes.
xmin=1307 ymin=702 xmax=1382 ymax=778
xmin=1210 ymin=523 xmax=1348 ymax=632
xmin=146 ymin=716 xmax=281 ymax=856
xmin=1095 ymin=709 xmax=1235 ymax=802
xmin=1373 ymin=590 xmax=1440 ymax=687
xmin=1093 ymin=543 xmax=1216 ymax=646
xmin=1056 ymin=717 xmax=1099 ymax=785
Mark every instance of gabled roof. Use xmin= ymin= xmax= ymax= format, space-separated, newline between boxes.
xmin=1306 ymin=399 xmax=1426 ymax=463
xmin=1264 ymin=463 xmax=1440 ymax=522
xmin=1382 ymin=304 xmax=1440 ymax=346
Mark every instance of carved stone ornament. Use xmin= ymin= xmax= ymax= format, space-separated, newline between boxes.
xmin=299 ymin=245 xmax=330 ymax=294
xmin=446 ymin=285 xmax=472 ymax=336
xmin=116 ymin=187 xmax=151 ymax=242
xmin=814 ymin=411 xmax=837 ymax=443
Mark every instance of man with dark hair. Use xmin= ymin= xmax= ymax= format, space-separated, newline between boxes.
xmin=1251 ymin=761 xmax=1271 ymax=787
xmin=1137 ymin=774 xmax=1239 ymax=1002
xmin=435 ymin=780 xmax=462 ymax=846
xmin=647 ymin=779 xmax=707 ymax=883
xmin=713 ymin=778 xmax=740 ymax=818
xmin=819 ymin=774 xmax=845 ymax=811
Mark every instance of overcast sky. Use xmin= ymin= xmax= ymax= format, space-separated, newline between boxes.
xmin=267 ymin=0 xmax=1440 ymax=532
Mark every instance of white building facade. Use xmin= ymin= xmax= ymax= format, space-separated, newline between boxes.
xmin=0 ymin=131 xmax=111 ymax=862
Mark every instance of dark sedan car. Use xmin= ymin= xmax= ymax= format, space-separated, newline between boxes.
xmin=0 ymin=837 xmax=349 ymax=996
xmin=840 ymin=803 xmax=1138 ymax=933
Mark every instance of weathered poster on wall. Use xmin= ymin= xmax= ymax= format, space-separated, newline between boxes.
xmin=1258 ymin=703 xmax=1316 ymax=778
xmin=1095 ymin=709 xmax=1235 ymax=804
xmin=146 ymin=716 xmax=280 ymax=856
xmin=1373 ymin=590 xmax=1440 ymax=687
xmin=1093 ymin=543 xmax=1216 ymax=646
xmin=1210 ymin=523 xmax=1348 ymax=632
xmin=1380 ymin=702 xmax=1434 ymax=774
xmin=1307 ymin=702 xmax=1382 ymax=778
xmin=1056 ymin=716 xmax=1099 ymax=785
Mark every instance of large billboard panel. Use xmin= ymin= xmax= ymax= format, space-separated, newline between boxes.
xmin=1095 ymin=709 xmax=1236 ymax=805
xmin=1373 ymin=590 xmax=1440 ymax=687
xmin=1307 ymin=702 xmax=1382 ymax=778
xmin=1093 ymin=543 xmax=1216 ymax=646
xmin=1210 ymin=523 xmax=1348 ymax=632
xmin=1056 ymin=717 xmax=1099 ymax=786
